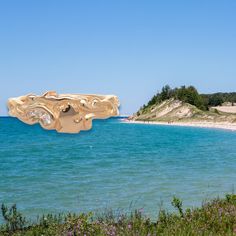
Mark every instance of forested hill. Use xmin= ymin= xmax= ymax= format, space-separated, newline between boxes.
xmin=141 ymin=85 xmax=236 ymax=112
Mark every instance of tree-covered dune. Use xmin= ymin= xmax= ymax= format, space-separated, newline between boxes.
xmin=131 ymin=85 xmax=236 ymax=123
xmin=141 ymin=85 xmax=236 ymax=112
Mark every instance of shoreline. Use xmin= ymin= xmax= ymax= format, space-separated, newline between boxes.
xmin=122 ymin=119 xmax=236 ymax=131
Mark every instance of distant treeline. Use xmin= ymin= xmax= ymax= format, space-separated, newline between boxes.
xmin=142 ymin=85 xmax=236 ymax=111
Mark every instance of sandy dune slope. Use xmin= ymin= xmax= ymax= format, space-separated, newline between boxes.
xmin=212 ymin=106 xmax=236 ymax=114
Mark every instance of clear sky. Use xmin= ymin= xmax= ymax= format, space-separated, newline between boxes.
xmin=0 ymin=0 xmax=236 ymax=116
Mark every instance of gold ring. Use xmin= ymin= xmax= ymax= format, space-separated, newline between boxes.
xmin=7 ymin=91 xmax=120 ymax=133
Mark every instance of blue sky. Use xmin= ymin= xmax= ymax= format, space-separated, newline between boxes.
xmin=0 ymin=0 xmax=236 ymax=115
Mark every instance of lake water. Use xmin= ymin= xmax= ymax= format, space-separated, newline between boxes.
xmin=1 ymin=117 xmax=236 ymax=220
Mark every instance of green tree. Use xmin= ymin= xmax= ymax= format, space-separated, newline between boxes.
xmin=208 ymin=95 xmax=224 ymax=106
xmin=160 ymin=85 xmax=172 ymax=101
xmin=176 ymin=86 xmax=206 ymax=110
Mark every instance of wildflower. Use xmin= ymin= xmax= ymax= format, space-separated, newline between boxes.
xmin=138 ymin=208 xmax=144 ymax=213
xmin=128 ymin=223 xmax=132 ymax=229
xmin=218 ymin=208 xmax=223 ymax=215
xmin=67 ymin=232 xmax=72 ymax=236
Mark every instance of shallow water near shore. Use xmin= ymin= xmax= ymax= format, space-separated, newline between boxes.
xmin=1 ymin=117 xmax=236 ymax=221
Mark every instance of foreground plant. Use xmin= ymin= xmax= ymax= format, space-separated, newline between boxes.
xmin=1 ymin=195 xmax=236 ymax=235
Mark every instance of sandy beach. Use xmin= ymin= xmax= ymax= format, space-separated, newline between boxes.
xmin=122 ymin=119 xmax=236 ymax=131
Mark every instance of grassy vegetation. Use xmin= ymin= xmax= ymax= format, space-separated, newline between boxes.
xmin=2 ymin=194 xmax=236 ymax=235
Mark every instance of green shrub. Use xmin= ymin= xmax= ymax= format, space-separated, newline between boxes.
xmin=171 ymin=197 xmax=184 ymax=217
xmin=1 ymin=203 xmax=26 ymax=233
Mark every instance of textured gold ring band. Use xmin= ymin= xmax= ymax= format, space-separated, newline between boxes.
xmin=7 ymin=91 xmax=120 ymax=133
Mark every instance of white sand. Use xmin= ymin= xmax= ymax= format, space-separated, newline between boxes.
xmin=212 ymin=106 xmax=236 ymax=114
xmin=122 ymin=119 xmax=236 ymax=131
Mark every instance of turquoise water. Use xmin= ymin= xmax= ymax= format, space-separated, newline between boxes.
xmin=1 ymin=117 xmax=236 ymax=220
